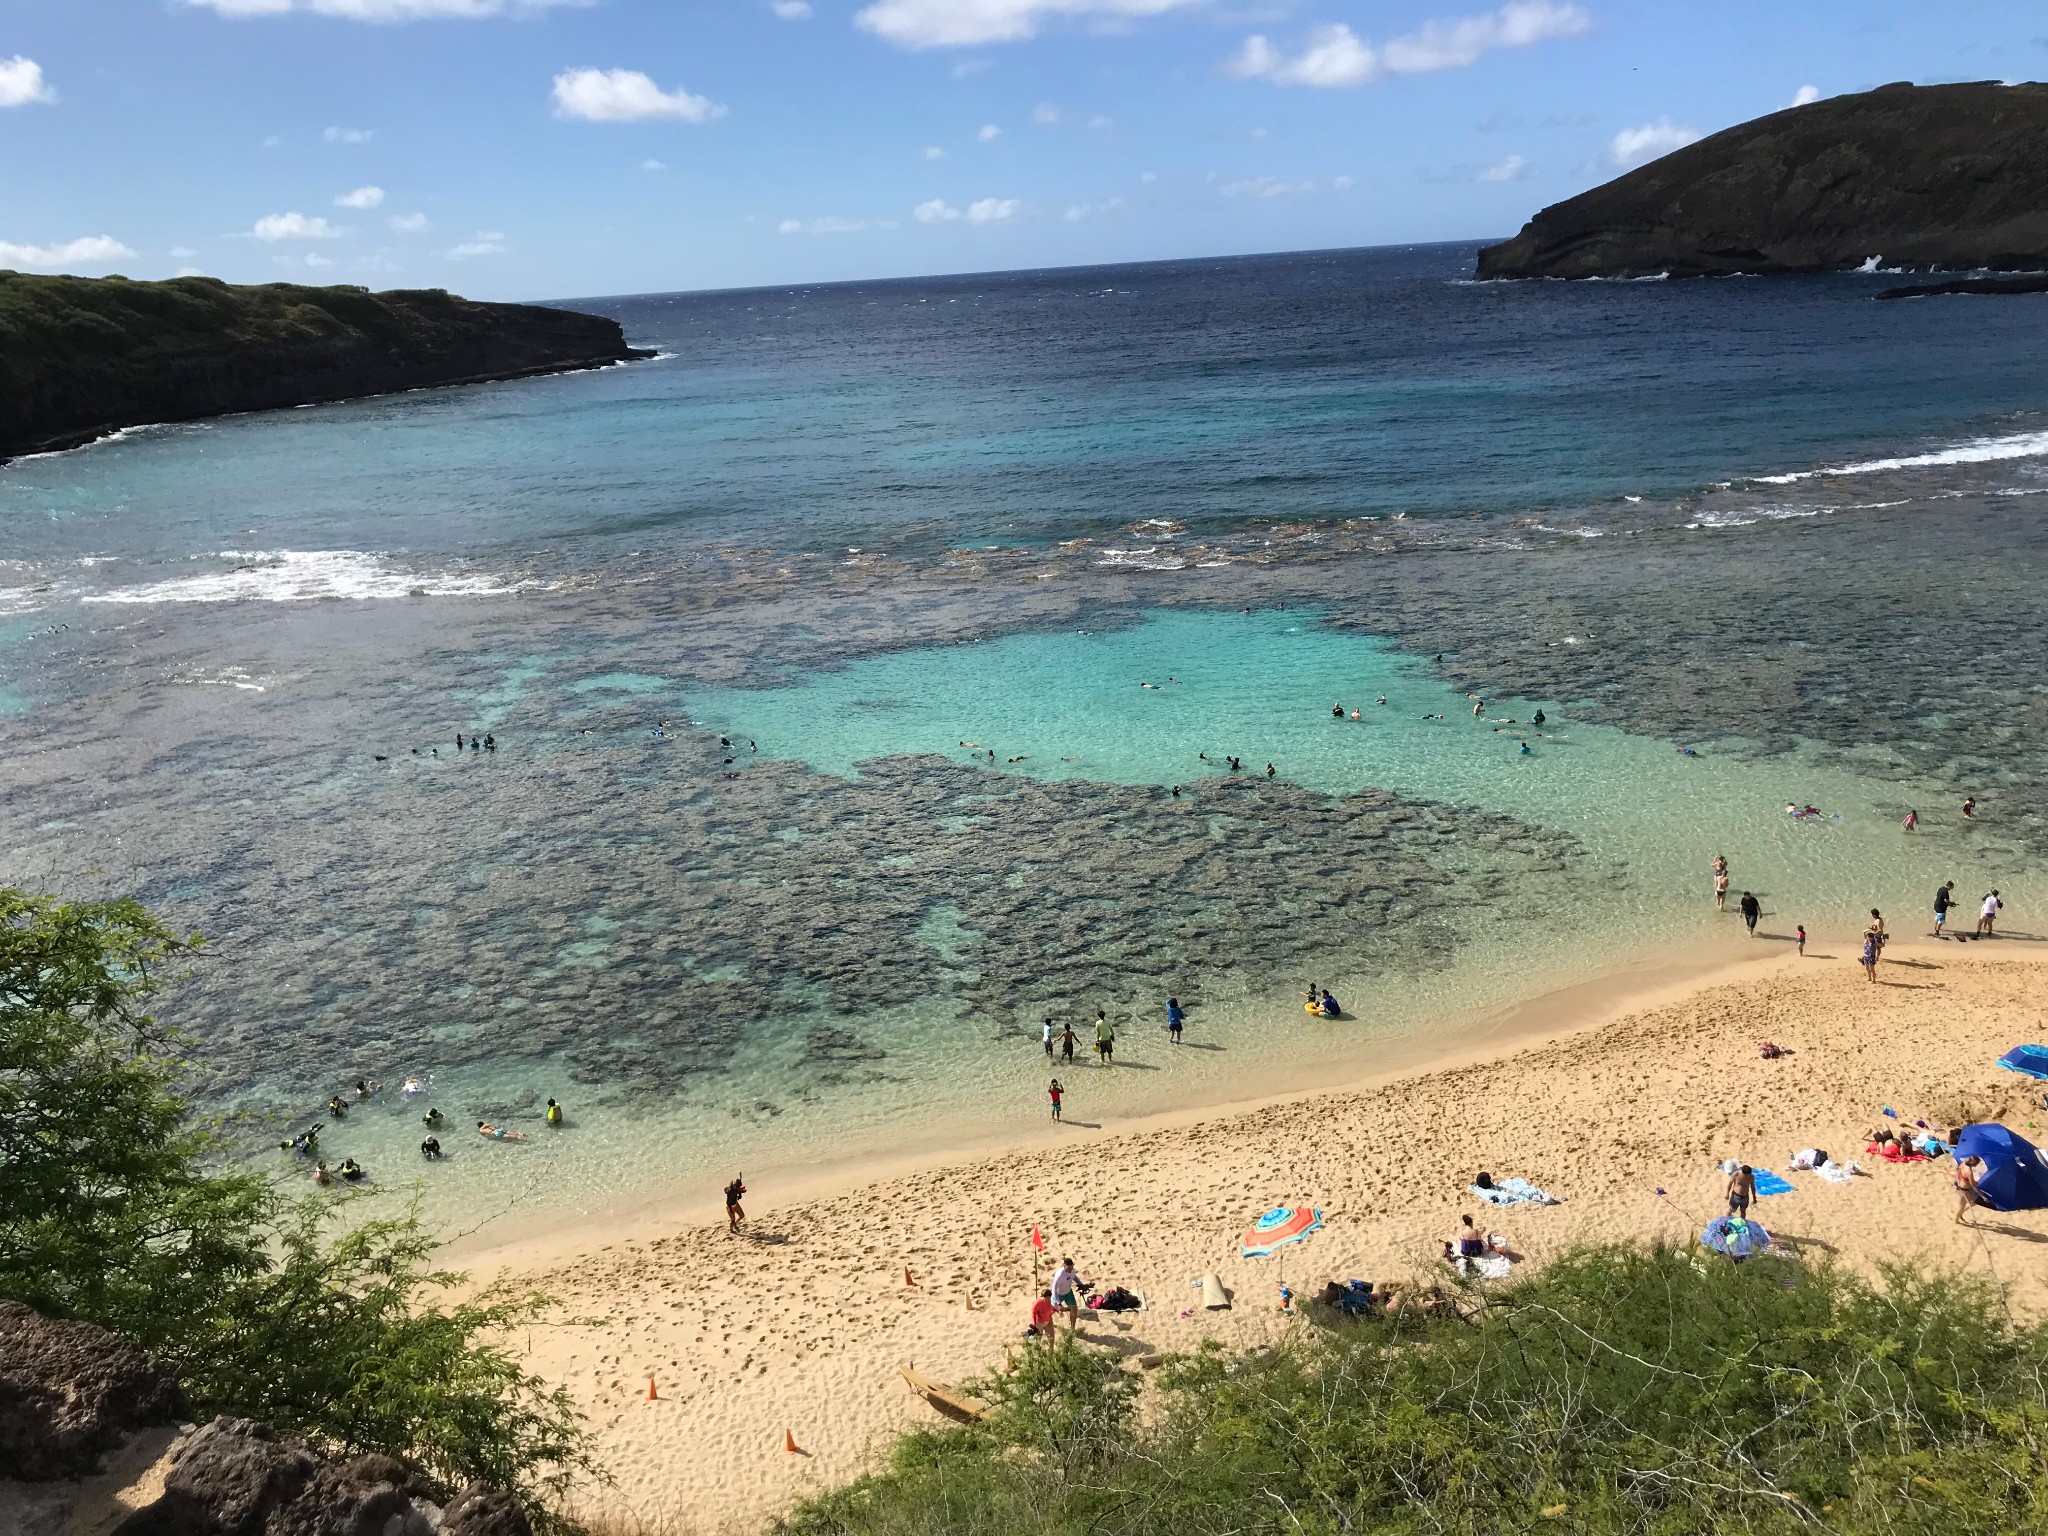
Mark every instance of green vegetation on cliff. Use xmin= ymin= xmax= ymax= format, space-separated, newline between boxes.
xmin=0 ymin=890 xmax=594 ymax=1523
xmin=786 ymin=1246 xmax=2048 ymax=1536
xmin=0 ymin=269 xmax=643 ymax=460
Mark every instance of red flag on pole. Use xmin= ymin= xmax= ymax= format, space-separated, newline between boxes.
xmin=1030 ymin=1225 xmax=1045 ymax=1251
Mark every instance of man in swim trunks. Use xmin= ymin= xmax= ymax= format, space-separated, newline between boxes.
xmin=1739 ymin=891 xmax=1760 ymax=936
xmin=1933 ymin=881 xmax=1955 ymax=937
xmin=1727 ymin=1165 xmax=1756 ymax=1218
xmin=1050 ymin=1258 xmax=1082 ymax=1330
xmin=1060 ymin=1024 xmax=1076 ymax=1062
xmin=725 ymin=1174 xmax=747 ymax=1233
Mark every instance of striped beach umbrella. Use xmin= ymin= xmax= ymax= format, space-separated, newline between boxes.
xmin=1241 ymin=1206 xmax=1322 ymax=1258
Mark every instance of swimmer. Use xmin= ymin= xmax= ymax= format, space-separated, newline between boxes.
xmin=421 ymin=1136 xmax=443 ymax=1159
xmin=1532 ymin=709 xmax=1545 ymax=726
xmin=1350 ymin=709 xmax=1361 ymax=720
xmin=422 ymin=1105 xmax=443 ymax=1125
xmin=355 ymin=1077 xmax=376 ymax=1098
xmin=1171 ymin=785 xmax=1181 ymax=798
xmin=546 ymin=1098 xmax=563 ymax=1127
xmin=338 ymin=1158 xmax=365 ymax=1183
xmin=1473 ymin=700 xmax=1485 ymax=716
xmin=1142 ymin=682 xmax=1160 ymax=690
xmin=1903 ymin=809 xmax=1918 ymax=832
xmin=1333 ymin=704 xmax=1344 ymax=718
xmin=313 ymin=1161 xmax=333 ymax=1186
xmin=476 ymin=1121 xmax=527 ymax=1142
xmin=1377 ymin=696 xmax=1386 ymax=706
xmin=456 ymin=733 xmax=464 ymax=750
xmin=1679 ymin=747 xmax=1698 ymax=756
xmin=1265 ymin=763 xmax=1276 ymax=778
xmin=402 ymin=1077 xmax=424 ymax=1097
xmin=484 ymin=733 xmax=496 ymax=752
xmin=327 ymin=1095 xmax=348 ymax=1119
xmin=1008 ymin=756 xmax=1031 ymax=763
xmin=1518 ymin=741 xmax=1531 ymax=755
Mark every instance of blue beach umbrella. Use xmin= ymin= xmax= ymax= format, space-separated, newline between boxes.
xmin=1701 ymin=1215 xmax=1772 ymax=1260
xmin=1242 ymin=1206 xmax=1322 ymax=1258
xmin=1997 ymin=1044 xmax=2048 ymax=1081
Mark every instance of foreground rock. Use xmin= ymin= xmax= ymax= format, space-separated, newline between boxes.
xmin=0 ymin=270 xmax=650 ymax=461
xmin=1477 ymin=81 xmax=2048 ymax=279
xmin=0 ymin=1302 xmax=532 ymax=1536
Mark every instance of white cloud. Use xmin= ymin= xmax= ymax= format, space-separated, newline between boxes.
xmin=1217 ymin=175 xmax=1315 ymax=197
xmin=335 ymin=185 xmax=385 ymax=209
xmin=951 ymin=57 xmax=992 ymax=77
xmin=1231 ymin=0 xmax=1588 ymax=88
xmin=1478 ymin=153 xmax=1528 ymax=180
xmin=978 ymin=122 xmax=1001 ymax=141
xmin=966 ymin=196 xmax=1019 ymax=223
xmin=174 ymin=266 xmax=208 ymax=278
xmin=1333 ymin=173 xmax=1354 ymax=190
xmin=642 ymin=157 xmax=668 ymax=170
xmin=771 ymin=0 xmax=813 ymax=15
xmin=447 ymin=230 xmax=506 ymax=258
xmin=187 ymin=0 xmax=591 ymax=18
xmin=249 ymin=211 xmax=344 ymax=240
xmin=388 ymin=212 xmax=429 ymax=232
xmin=169 ymin=245 xmax=200 ymax=258
xmin=1088 ymin=113 xmax=1114 ymax=129
xmin=0 ymin=56 xmax=56 ymax=108
xmin=1610 ymin=118 xmax=1700 ymax=167
xmin=0 ymin=235 xmax=135 ymax=268
xmin=914 ymin=198 xmax=961 ymax=223
xmin=262 ymin=134 xmax=284 ymax=147
xmin=1790 ymin=83 xmax=1820 ymax=107
xmin=923 ymin=144 xmax=946 ymax=159
xmin=275 ymin=251 xmax=335 ymax=269
xmin=1031 ymin=101 xmax=1060 ymax=126
xmin=779 ymin=216 xmax=897 ymax=234
xmin=856 ymin=0 xmax=1194 ymax=49
xmin=1063 ymin=196 xmax=1123 ymax=221
xmin=324 ymin=125 xmax=373 ymax=143
xmin=551 ymin=68 xmax=725 ymax=123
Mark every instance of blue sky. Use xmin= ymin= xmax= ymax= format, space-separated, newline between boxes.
xmin=1 ymin=1 xmax=2041 ymax=299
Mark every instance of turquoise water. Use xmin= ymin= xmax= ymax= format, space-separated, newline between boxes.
xmin=692 ymin=608 xmax=2002 ymax=948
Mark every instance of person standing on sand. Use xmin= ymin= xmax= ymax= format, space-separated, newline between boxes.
xmin=1859 ymin=930 xmax=1879 ymax=983
xmin=1048 ymin=1078 xmax=1063 ymax=1121
xmin=1739 ymin=892 xmax=1760 ymax=937
xmin=1954 ymin=1155 xmax=1990 ymax=1224
xmin=1727 ymin=1164 xmax=1757 ymax=1218
xmin=1166 ymin=997 xmax=1185 ymax=1044
xmin=1980 ymin=890 xmax=2002 ymax=937
xmin=724 ymin=1174 xmax=747 ymax=1233
xmin=1795 ymin=924 xmax=1806 ymax=957
xmin=1933 ymin=881 xmax=1955 ymax=938
xmin=1051 ymin=1257 xmax=1082 ymax=1331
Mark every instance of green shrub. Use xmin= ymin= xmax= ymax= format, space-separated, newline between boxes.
xmin=0 ymin=891 xmax=595 ymax=1524
xmin=783 ymin=1246 xmax=2048 ymax=1536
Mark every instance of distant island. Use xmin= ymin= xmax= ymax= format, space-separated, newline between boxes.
xmin=0 ymin=271 xmax=650 ymax=462
xmin=1477 ymin=81 xmax=2048 ymax=280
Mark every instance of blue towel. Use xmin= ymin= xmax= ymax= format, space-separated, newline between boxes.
xmin=1468 ymin=1176 xmax=1560 ymax=1206
xmin=1751 ymin=1170 xmax=1796 ymax=1197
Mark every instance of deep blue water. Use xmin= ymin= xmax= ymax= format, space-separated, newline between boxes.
xmin=6 ymin=243 xmax=2048 ymax=600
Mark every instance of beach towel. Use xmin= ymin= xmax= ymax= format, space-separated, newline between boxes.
xmin=1468 ymin=1176 xmax=1559 ymax=1206
xmin=1751 ymin=1170 xmax=1796 ymax=1197
xmin=1449 ymin=1254 xmax=1513 ymax=1281
xmin=1815 ymin=1161 xmax=1862 ymax=1183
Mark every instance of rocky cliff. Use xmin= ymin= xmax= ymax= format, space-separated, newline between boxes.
xmin=0 ymin=1301 xmax=532 ymax=1536
xmin=1476 ymin=81 xmax=2048 ymax=280
xmin=0 ymin=270 xmax=649 ymax=462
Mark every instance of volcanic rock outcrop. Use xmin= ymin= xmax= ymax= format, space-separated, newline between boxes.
xmin=0 ymin=270 xmax=648 ymax=461
xmin=1477 ymin=81 xmax=2048 ymax=279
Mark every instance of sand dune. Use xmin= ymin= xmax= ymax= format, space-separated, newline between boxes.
xmin=493 ymin=943 xmax=2048 ymax=1534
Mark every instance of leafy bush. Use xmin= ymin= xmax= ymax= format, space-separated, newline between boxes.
xmin=0 ymin=890 xmax=594 ymax=1522
xmin=783 ymin=1246 xmax=2048 ymax=1536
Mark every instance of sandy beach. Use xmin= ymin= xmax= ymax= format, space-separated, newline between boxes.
xmin=490 ymin=940 xmax=2048 ymax=1534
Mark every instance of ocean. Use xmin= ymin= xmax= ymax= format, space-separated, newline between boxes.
xmin=3 ymin=241 xmax=2045 ymax=1237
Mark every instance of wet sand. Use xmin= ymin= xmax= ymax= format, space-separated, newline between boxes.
xmin=480 ymin=938 xmax=2048 ymax=1534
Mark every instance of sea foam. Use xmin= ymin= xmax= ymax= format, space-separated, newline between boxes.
xmin=81 ymin=549 xmax=531 ymax=605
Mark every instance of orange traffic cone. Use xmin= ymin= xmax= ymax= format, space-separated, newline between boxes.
xmin=784 ymin=1428 xmax=802 ymax=1455
xmin=646 ymin=1377 xmax=659 ymax=1401
xmin=903 ymin=1266 xmax=916 ymax=1287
